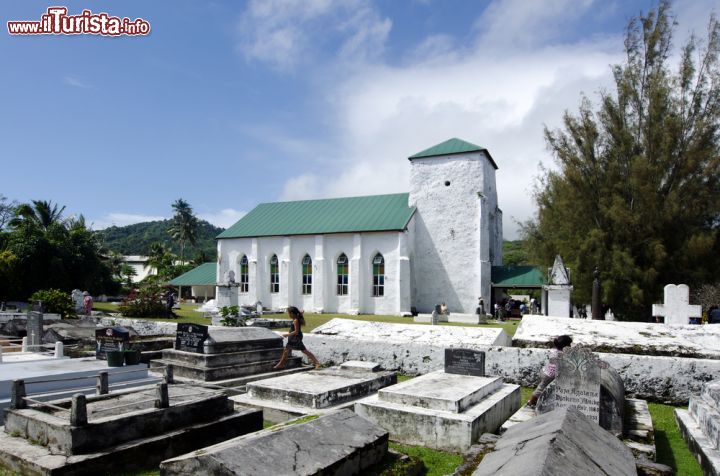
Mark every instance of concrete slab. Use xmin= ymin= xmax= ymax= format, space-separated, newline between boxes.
xmin=4 ymin=384 xmax=234 ymax=455
xmin=160 ymin=409 xmax=387 ymax=476
xmin=675 ymin=379 xmax=720 ymax=476
xmin=355 ymin=371 xmax=520 ymax=452
xmin=513 ymin=315 xmax=720 ymax=358
xmin=676 ymin=409 xmax=720 ymax=476
xmin=0 ymin=408 xmax=261 ymax=476
xmin=202 ymin=326 xmax=283 ymax=354
xmin=474 ymin=408 xmax=637 ymax=476
xmin=1 ymin=352 xmax=67 ymax=364
xmin=340 ymin=360 xmax=381 ymax=372
xmin=233 ymin=366 xmax=396 ymax=422
xmin=501 ymin=398 xmax=656 ymax=460
xmin=378 ymin=371 xmax=503 ymax=413
xmin=0 ymin=358 xmax=156 ymax=424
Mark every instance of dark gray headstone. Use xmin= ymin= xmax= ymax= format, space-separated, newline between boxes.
xmin=95 ymin=326 xmax=130 ymax=359
xmin=175 ymin=324 xmax=209 ymax=353
xmin=445 ymin=348 xmax=485 ymax=376
xmin=473 ymin=408 xmax=637 ymax=476
xmin=26 ymin=311 xmax=43 ymax=349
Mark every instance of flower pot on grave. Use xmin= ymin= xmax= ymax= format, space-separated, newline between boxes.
xmin=106 ymin=350 xmax=125 ymax=367
xmin=124 ymin=349 xmax=141 ymax=365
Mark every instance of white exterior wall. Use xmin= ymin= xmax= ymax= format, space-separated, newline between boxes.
xmin=216 ymin=230 xmax=413 ymax=315
xmin=408 ymin=151 xmax=500 ymax=314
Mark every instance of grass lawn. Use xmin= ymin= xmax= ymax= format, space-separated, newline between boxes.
xmin=648 ymin=402 xmax=702 ymax=475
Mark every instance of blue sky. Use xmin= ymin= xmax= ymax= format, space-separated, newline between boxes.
xmin=1 ymin=0 xmax=716 ymax=238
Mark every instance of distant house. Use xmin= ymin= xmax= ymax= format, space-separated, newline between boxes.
xmin=122 ymin=255 xmax=155 ymax=283
xmin=168 ymin=263 xmax=216 ymax=302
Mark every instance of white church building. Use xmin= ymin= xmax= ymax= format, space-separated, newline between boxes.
xmin=215 ymin=138 xmax=503 ymax=315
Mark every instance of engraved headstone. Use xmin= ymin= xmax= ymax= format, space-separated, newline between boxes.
xmin=445 ymin=348 xmax=485 ymax=376
xmin=216 ymin=285 xmax=238 ymax=308
xmin=175 ymin=323 xmax=209 ymax=353
xmin=553 ymin=346 xmax=606 ymax=422
xmin=652 ymin=284 xmax=702 ymax=325
xmin=26 ymin=307 xmax=43 ymax=351
xmin=71 ymin=289 xmax=84 ymax=314
xmin=95 ymin=326 xmax=130 ymax=359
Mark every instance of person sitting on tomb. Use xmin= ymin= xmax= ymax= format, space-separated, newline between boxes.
xmin=440 ymin=302 xmax=449 ymax=316
xmin=272 ymin=306 xmax=322 ymax=370
xmin=526 ymin=334 xmax=573 ymax=408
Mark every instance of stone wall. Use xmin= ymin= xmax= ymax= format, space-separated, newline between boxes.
xmin=94 ymin=317 xmax=177 ymax=336
xmin=305 ymin=321 xmax=720 ymax=405
xmin=409 ymin=151 xmax=500 ymax=314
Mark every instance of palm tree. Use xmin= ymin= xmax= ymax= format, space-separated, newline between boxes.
xmin=9 ymin=200 xmax=66 ymax=231
xmin=147 ymin=242 xmax=175 ymax=278
xmin=168 ymin=198 xmax=198 ymax=264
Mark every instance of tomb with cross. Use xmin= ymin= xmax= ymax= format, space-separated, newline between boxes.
xmin=651 ymin=284 xmax=702 ymax=325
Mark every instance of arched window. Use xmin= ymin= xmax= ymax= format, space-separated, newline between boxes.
xmin=270 ymin=255 xmax=279 ymax=293
xmin=337 ymin=254 xmax=348 ymax=295
xmin=302 ymin=255 xmax=312 ymax=295
xmin=239 ymin=255 xmax=249 ymax=293
xmin=372 ymin=253 xmax=384 ymax=297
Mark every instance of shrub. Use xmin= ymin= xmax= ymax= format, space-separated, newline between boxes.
xmin=219 ymin=305 xmax=249 ymax=326
xmin=29 ymin=289 xmax=75 ymax=319
xmin=118 ymin=286 xmax=167 ymax=318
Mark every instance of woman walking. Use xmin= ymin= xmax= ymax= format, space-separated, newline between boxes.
xmin=272 ymin=306 xmax=321 ymax=370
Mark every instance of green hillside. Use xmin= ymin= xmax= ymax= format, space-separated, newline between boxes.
xmin=96 ymin=219 xmax=224 ymax=258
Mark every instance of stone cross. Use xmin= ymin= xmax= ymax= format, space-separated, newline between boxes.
xmin=652 ymin=284 xmax=701 ymax=325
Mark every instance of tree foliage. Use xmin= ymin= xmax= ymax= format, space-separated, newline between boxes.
xmin=95 ymin=219 xmax=221 ymax=259
xmin=168 ymin=198 xmax=199 ymax=263
xmin=0 ymin=200 xmax=119 ymax=301
xmin=523 ymin=2 xmax=720 ymax=320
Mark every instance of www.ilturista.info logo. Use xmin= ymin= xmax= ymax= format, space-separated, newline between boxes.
xmin=7 ymin=7 xmax=150 ymax=36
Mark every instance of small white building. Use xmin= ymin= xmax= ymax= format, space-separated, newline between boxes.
xmin=122 ymin=255 xmax=155 ymax=283
xmin=216 ymin=138 xmax=504 ymax=315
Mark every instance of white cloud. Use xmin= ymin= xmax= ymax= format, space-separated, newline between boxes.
xmin=266 ymin=0 xmax=717 ymax=239
xmin=237 ymin=0 xmax=391 ymax=70
xmin=63 ymin=76 xmax=90 ymax=88
xmin=90 ymin=213 xmax=166 ymax=230
xmin=199 ymin=208 xmax=247 ymax=229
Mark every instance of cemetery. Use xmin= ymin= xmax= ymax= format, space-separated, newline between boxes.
xmin=2 ymin=277 xmax=720 ymax=474
xmin=3 ymin=2 xmax=720 ymax=474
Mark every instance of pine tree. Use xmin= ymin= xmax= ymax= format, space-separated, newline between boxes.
xmin=524 ymin=2 xmax=720 ymax=320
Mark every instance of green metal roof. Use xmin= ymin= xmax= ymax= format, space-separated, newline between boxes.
xmin=491 ymin=266 xmax=546 ymax=287
xmin=408 ymin=138 xmax=498 ymax=169
xmin=168 ymin=263 xmax=216 ymax=286
xmin=217 ymin=193 xmax=416 ymax=239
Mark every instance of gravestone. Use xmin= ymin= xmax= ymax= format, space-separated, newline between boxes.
xmin=355 ymin=349 xmax=520 ymax=451
xmin=152 ymin=326 xmax=307 ymax=384
xmin=0 ymin=383 xmax=261 ymax=475
xmin=473 ymin=408 xmax=637 ymax=476
xmin=554 ymin=346 xmax=603 ymax=422
xmin=675 ymin=379 xmax=720 ymax=476
xmin=535 ymin=346 xmax=626 ymax=437
xmin=160 ymin=410 xmax=388 ymax=476
xmin=95 ymin=326 xmax=130 ymax=359
xmin=234 ymin=362 xmax=396 ymax=423
xmin=175 ymin=324 xmax=209 ymax=353
xmin=445 ymin=348 xmax=485 ymax=376
xmin=71 ymin=289 xmax=84 ymax=314
xmin=543 ymin=255 xmax=573 ymax=317
xmin=26 ymin=305 xmax=43 ymax=351
xmin=216 ymin=285 xmax=238 ymax=308
xmin=652 ymin=284 xmax=702 ymax=325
